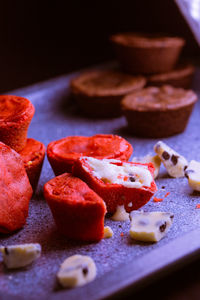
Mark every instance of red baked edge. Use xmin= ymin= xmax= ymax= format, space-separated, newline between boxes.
xmin=19 ymin=138 xmax=45 ymax=191
xmin=0 ymin=142 xmax=33 ymax=233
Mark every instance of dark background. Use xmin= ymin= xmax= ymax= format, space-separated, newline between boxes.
xmin=0 ymin=0 xmax=199 ymax=93
xmin=1 ymin=1 xmax=200 ymax=299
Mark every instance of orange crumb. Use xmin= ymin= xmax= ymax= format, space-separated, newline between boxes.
xmin=124 ymin=176 xmax=128 ymax=181
xmin=120 ymin=232 xmax=124 ymax=236
xmin=153 ymin=197 xmax=163 ymax=202
xmin=164 ymin=192 xmax=170 ymax=198
xmin=196 ymin=204 xmax=200 ymax=209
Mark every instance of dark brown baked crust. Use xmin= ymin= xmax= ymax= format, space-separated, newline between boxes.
xmin=147 ymin=64 xmax=195 ymax=88
xmin=71 ymin=70 xmax=146 ymax=117
xmin=110 ymin=33 xmax=185 ymax=75
xmin=121 ymin=85 xmax=198 ymax=137
xmin=111 ymin=33 xmax=185 ymax=48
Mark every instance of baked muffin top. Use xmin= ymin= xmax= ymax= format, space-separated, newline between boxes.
xmin=0 ymin=95 xmax=34 ymax=124
xmin=121 ymin=85 xmax=197 ymax=111
xmin=47 ymin=134 xmax=133 ymax=161
xmin=71 ymin=70 xmax=146 ymax=97
xmin=110 ymin=33 xmax=185 ymax=48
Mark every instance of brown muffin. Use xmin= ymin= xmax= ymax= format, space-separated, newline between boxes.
xmin=121 ymin=85 xmax=197 ymax=138
xmin=110 ymin=33 xmax=185 ymax=74
xmin=71 ymin=70 xmax=146 ymax=117
xmin=0 ymin=95 xmax=35 ymax=152
xmin=147 ymin=64 xmax=195 ymax=88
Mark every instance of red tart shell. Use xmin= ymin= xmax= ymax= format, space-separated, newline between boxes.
xmin=19 ymin=138 xmax=45 ymax=191
xmin=0 ymin=95 xmax=35 ymax=152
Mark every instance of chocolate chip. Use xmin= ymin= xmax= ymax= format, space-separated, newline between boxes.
xmin=171 ymin=155 xmax=179 ymax=165
xmin=162 ymin=151 xmax=170 ymax=160
xmin=4 ymin=247 xmax=9 ymax=255
xmin=184 ymin=165 xmax=187 ymax=171
xmin=82 ymin=267 xmax=88 ymax=276
xmin=156 ymin=221 xmax=167 ymax=232
xmin=129 ymin=176 xmax=135 ymax=182
xmin=161 ymin=186 xmax=165 ymax=189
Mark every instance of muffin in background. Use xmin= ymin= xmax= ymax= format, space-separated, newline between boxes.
xmin=147 ymin=64 xmax=195 ymax=89
xmin=121 ymin=85 xmax=197 ymax=138
xmin=110 ymin=33 xmax=185 ymax=75
xmin=71 ymin=70 xmax=146 ymax=118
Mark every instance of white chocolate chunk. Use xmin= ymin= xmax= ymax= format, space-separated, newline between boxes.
xmin=103 ymin=226 xmax=114 ymax=238
xmin=132 ymin=154 xmax=161 ymax=179
xmin=0 ymin=243 xmax=41 ymax=269
xmin=129 ymin=211 xmax=174 ymax=242
xmin=57 ymin=255 xmax=96 ymax=288
xmin=82 ymin=157 xmax=153 ymax=188
xmin=154 ymin=141 xmax=188 ymax=178
xmin=111 ymin=205 xmax=129 ymax=221
xmin=185 ymin=160 xmax=200 ymax=191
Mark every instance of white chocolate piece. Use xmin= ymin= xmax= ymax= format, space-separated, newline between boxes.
xmin=154 ymin=141 xmax=188 ymax=178
xmin=129 ymin=211 xmax=174 ymax=242
xmin=82 ymin=157 xmax=153 ymax=188
xmin=185 ymin=160 xmax=200 ymax=191
xmin=57 ymin=255 xmax=96 ymax=288
xmin=0 ymin=243 xmax=41 ymax=269
xmin=111 ymin=205 xmax=129 ymax=221
xmin=103 ymin=226 xmax=114 ymax=238
xmin=132 ymin=154 xmax=161 ymax=179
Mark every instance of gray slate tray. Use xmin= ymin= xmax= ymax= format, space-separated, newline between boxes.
xmin=0 ymin=65 xmax=200 ymax=300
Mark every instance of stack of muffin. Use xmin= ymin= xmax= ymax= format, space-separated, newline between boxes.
xmin=71 ymin=33 xmax=197 ymax=138
xmin=0 ymin=95 xmax=45 ymax=191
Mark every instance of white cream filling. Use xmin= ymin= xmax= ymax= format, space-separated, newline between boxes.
xmin=132 ymin=154 xmax=161 ymax=179
xmin=82 ymin=157 xmax=153 ymax=188
xmin=111 ymin=205 xmax=129 ymax=221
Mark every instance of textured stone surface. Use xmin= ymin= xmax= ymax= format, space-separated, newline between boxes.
xmin=0 ymin=67 xmax=200 ymax=299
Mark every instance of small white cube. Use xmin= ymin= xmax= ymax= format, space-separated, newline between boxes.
xmin=154 ymin=141 xmax=188 ymax=178
xmin=185 ymin=160 xmax=200 ymax=191
xmin=0 ymin=243 xmax=41 ymax=269
xmin=129 ymin=211 xmax=174 ymax=242
xmin=103 ymin=226 xmax=114 ymax=238
xmin=57 ymin=255 xmax=96 ymax=288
